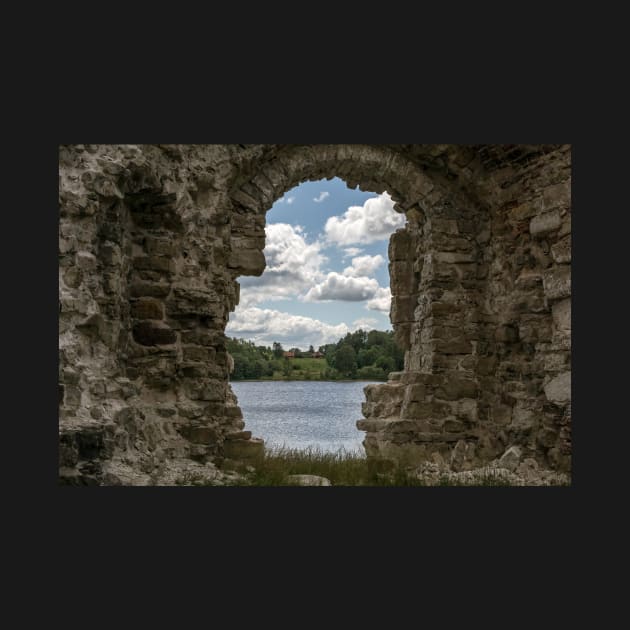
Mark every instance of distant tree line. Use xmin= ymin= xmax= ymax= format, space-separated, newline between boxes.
xmin=226 ymin=329 xmax=404 ymax=381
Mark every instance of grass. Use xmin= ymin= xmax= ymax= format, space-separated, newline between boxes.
xmin=232 ymin=446 xmax=471 ymax=486
xmin=169 ymin=445 xmax=571 ymax=486
xmin=272 ymin=357 xmax=331 ymax=381
xmin=290 ymin=357 xmax=327 ymax=372
xmin=243 ymin=446 xmax=373 ymax=486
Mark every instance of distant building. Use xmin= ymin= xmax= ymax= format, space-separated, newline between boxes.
xmin=283 ymin=351 xmax=295 ymax=358
xmin=311 ymin=351 xmax=324 ymax=358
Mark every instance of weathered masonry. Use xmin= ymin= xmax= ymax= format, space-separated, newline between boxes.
xmin=59 ymin=144 xmax=571 ymax=484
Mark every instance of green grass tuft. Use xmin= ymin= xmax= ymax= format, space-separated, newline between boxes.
xmin=240 ymin=446 xmax=427 ymax=486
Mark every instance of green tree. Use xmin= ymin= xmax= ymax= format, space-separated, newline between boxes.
xmin=335 ymin=344 xmax=357 ymax=377
xmin=282 ymin=358 xmax=291 ymax=378
xmin=357 ymin=347 xmax=379 ymax=368
xmin=375 ymin=355 xmax=395 ymax=374
xmin=357 ymin=365 xmax=387 ymax=380
xmin=272 ymin=342 xmax=284 ymax=358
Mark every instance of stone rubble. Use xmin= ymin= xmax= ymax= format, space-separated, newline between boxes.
xmin=285 ymin=475 xmax=332 ymax=487
xmin=406 ymin=458 xmax=569 ymax=487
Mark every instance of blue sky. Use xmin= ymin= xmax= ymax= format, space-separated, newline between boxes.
xmin=226 ymin=177 xmax=406 ymax=350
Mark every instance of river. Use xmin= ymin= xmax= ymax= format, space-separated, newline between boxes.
xmin=229 ymin=380 xmax=381 ymax=453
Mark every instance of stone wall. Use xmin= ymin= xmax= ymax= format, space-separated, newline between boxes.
xmin=58 ymin=144 xmax=571 ymax=484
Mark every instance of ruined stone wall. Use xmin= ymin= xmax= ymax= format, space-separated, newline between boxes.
xmin=58 ymin=144 xmax=571 ymax=484
xmin=476 ymin=146 xmax=572 ymax=471
xmin=59 ymin=144 xmax=259 ymax=484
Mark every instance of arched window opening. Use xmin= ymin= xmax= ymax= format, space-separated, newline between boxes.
xmin=227 ymin=177 xmax=405 ymax=454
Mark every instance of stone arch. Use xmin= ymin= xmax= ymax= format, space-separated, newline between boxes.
xmin=59 ymin=144 xmax=571 ymax=484
xmin=224 ymin=144 xmax=491 ymax=471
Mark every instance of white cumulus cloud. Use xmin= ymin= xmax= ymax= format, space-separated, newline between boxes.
xmin=366 ymin=286 xmax=392 ymax=312
xmin=303 ymin=273 xmax=379 ymax=302
xmin=313 ymin=191 xmax=330 ymax=203
xmin=352 ymin=317 xmax=378 ymax=330
xmin=237 ymin=223 xmax=326 ymax=307
xmin=342 ymin=247 xmax=363 ymax=259
xmin=325 ymin=192 xmax=405 ymax=245
xmin=342 ymin=254 xmax=384 ymax=278
xmin=226 ymin=307 xmax=350 ymax=350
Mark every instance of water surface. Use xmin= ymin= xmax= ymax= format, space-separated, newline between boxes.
xmin=230 ymin=380 xmax=380 ymax=453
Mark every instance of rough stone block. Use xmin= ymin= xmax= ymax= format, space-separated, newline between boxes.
xmin=227 ymin=248 xmax=265 ymax=276
xmin=389 ymin=229 xmax=413 ymax=261
xmin=434 ymin=251 xmax=476 ymax=264
xmin=498 ymin=446 xmax=522 ymax=471
xmin=76 ymin=251 xmax=97 ymax=271
xmin=454 ymin=398 xmax=478 ymax=421
xmin=543 ymin=265 xmax=571 ymax=301
xmin=436 ymin=375 xmax=478 ymax=400
xmin=132 ymin=256 xmax=176 ymax=274
xmin=477 ymin=356 xmax=498 ymax=375
xmin=286 ymin=474 xmax=331 ymax=486
xmin=222 ymin=438 xmax=264 ymax=460
xmin=130 ymin=298 xmax=164 ymax=320
xmin=544 ymin=371 xmax=571 ymax=404
xmin=132 ymin=321 xmax=177 ymax=346
xmin=434 ymin=339 xmax=472 ymax=354
xmin=403 ymin=400 xmax=451 ymax=420
xmin=543 ymin=351 xmax=570 ymax=372
xmin=543 ymin=182 xmax=569 ymax=210
xmin=536 ymin=427 xmax=558 ymax=449
xmin=62 ymin=267 xmax=83 ymax=289
xmin=430 ymin=218 xmax=460 ymax=234
xmin=62 ymin=368 xmax=80 ymax=385
xmin=100 ymin=243 xmax=121 ymax=266
xmin=63 ymin=385 xmax=82 ymax=408
xmin=551 ymin=235 xmax=571 ymax=264
xmin=183 ymin=346 xmax=215 ymax=362
xmin=552 ymin=298 xmax=571 ymax=332
xmin=389 ymin=261 xmax=416 ymax=294
xmin=391 ymin=295 xmax=416 ymax=323
xmin=530 ymin=210 xmax=561 ymax=237
xmin=188 ymin=426 xmax=218 ymax=444
xmin=180 ymin=329 xmax=221 ymax=347
xmin=74 ymin=425 xmax=108 ymax=460
xmin=515 ymin=271 xmax=543 ymax=291
xmin=492 ymin=404 xmax=512 ymax=425
xmin=193 ymin=379 xmax=227 ymax=402
xmin=510 ymin=402 xmax=538 ymax=430
xmin=508 ymin=199 xmax=542 ymax=221
xmin=130 ymin=281 xmax=171 ymax=298
xmin=59 ymin=438 xmax=79 ymax=468
xmin=443 ymin=419 xmax=466 ymax=432
xmin=404 ymin=383 xmax=427 ymax=403
xmin=145 ymin=237 xmax=176 ymax=257
xmin=226 ymin=430 xmax=252 ymax=440
xmin=430 ymin=301 xmax=460 ymax=316
xmin=519 ymin=319 xmax=552 ymax=343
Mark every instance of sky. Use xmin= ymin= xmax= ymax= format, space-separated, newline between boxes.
xmin=225 ymin=177 xmax=406 ymax=350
